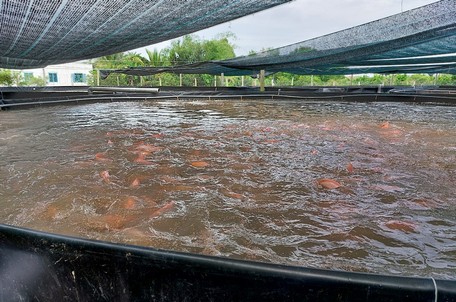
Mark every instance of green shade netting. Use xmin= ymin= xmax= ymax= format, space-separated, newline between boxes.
xmin=0 ymin=0 xmax=291 ymax=69
xmin=102 ymin=0 xmax=456 ymax=77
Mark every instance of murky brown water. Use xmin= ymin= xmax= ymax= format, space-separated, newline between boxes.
xmin=1 ymin=99 xmax=455 ymax=279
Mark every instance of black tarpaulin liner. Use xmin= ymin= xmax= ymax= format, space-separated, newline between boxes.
xmin=1 ymin=224 xmax=455 ymax=301
xmin=0 ymin=0 xmax=291 ymax=69
xmin=102 ymin=0 xmax=456 ymax=77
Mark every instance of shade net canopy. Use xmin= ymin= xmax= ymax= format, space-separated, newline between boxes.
xmin=102 ymin=0 xmax=456 ymax=78
xmin=0 ymin=0 xmax=291 ymax=69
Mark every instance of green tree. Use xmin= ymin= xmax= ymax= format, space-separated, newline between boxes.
xmin=140 ymin=49 xmax=173 ymax=86
xmin=92 ymin=33 xmax=236 ymax=87
xmin=92 ymin=52 xmax=135 ymax=86
xmin=163 ymin=33 xmax=236 ymax=65
xmin=144 ymin=49 xmax=168 ymax=66
xmin=0 ymin=69 xmax=13 ymax=86
xmin=161 ymin=33 xmax=236 ymax=86
xmin=395 ymin=74 xmax=408 ymax=85
xmin=409 ymin=74 xmax=433 ymax=86
xmin=21 ymin=75 xmax=46 ymax=86
xmin=436 ymin=74 xmax=455 ymax=85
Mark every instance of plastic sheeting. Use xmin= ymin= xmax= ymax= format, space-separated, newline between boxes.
xmin=0 ymin=0 xmax=291 ymax=69
xmin=1 ymin=224 xmax=455 ymax=301
xmin=102 ymin=0 xmax=456 ymax=77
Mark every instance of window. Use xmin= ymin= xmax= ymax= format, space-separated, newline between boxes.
xmin=23 ymin=72 xmax=33 ymax=81
xmin=48 ymin=72 xmax=58 ymax=83
xmin=72 ymin=73 xmax=86 ymax=83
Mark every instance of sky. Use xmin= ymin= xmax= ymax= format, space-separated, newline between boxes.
xmin=133 ymin=0 xmax=439 ymax=57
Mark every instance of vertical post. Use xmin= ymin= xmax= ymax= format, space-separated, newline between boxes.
xmin=194 ymin=78 xmax=197 ymax=87
xmin=179 ymin=74 xmax=183 ymax=87
xmin=434 ymin=73 xmax=438 ymax=86
xmin=241 ymin=76 xmax=244 ymax=87
xmin=214 ymin=75 xmax=217 ymax=87
xmin=291 ymin=77 xmax=294 ymax=86
xmin=116 ymin=76 xmax=120 ymax=86
xmin=140 ymin=76 xmax=143 ymax=87
xmin=350 ymin=74 xmax=353 ymax=86
xmin=159 ymin=77 xmax=162 ymax=86
xmin=259 ymin=69 xmax=265 ymax=92
xmin=311 ymin=75 xmax=314 ymax=86
xmin=42 ymin=68 xmax=46 ymax=86
xmin=220 ymin=73 xmax=225 ymax=87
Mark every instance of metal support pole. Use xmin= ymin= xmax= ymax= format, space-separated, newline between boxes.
xmin=179 ymin=74 xmax=183 ymax=87
xmin=221 ymin=73 xmax=225 ymax=87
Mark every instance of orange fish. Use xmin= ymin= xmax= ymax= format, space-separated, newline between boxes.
xmin=42 ymin=205 xmax=58 ymax=220
xmin=95 ymin=152 xmax=111 ymax=162
xmin=134 ymin=158 xmax=154 ymax=165
xmin=223 ymin=191 xmax=243 ymax=199
xmin=139 ymin=196 xmax=158 ymax=207
xmin=380 ymin=121 xmax=390 ymax=129
xmin=317 ymin=178 xmax=342 ymax=189
xmin=150 ymin=201 xmax=175 ymax=218
xmin=191 ymin=161 xmax=209 ymax=168
xmin=134 ymin=152 xmax=154 ymax=165
xmin=135 ymin=143 xmax=162 ymax=153
xmin=407 ymin=198 xmax=439 ymax=210
xmin=101 ymin=214 xmax=129 ymax=230
xmin=99 ymin=170 xmax=111 ymax=183
xmin=130 ymin=177 xmax=141 ymax=188
xmin=347 ymin=163 xmax=354 ymax=173
xmin=385 ymin=220 xmax=416 ymax=233
xmin=123 ymin=197 xmax=137 ymax=210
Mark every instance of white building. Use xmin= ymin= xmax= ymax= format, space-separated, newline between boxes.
xmin=21 ymin=61 xmax=93 ymax=86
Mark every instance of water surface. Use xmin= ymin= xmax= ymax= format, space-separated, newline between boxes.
xmin=1 ymin=99 xmax=455 ymax=279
